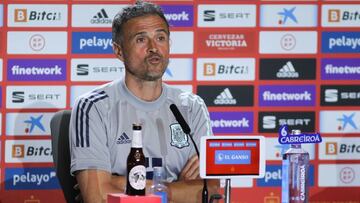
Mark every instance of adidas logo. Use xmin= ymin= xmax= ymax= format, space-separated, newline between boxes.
xmin=117 ymin=132 xmax=131 ymax=144
xmin=214 ymin=88 xmax=237 ymax=105
xmin=276 ymin=61 xmax=299 ymax=78
xmin=91 ymin=9 xmax=112 ymax=24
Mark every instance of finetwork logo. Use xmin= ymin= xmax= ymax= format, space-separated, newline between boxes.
xmin=321 ymin=58 xmax=360 ymax=80
xmin=72 ymin=32 xmax=113 ymax=54
xmin=161 ymin=5 xmax=193 ymax=27
xmin=322 ymin=32 xmax=360 ymax=53
xmin=7 ymin=59 xmax=66 ymax=81
xmin=259 ymin=85 xmax=315 ymax=106
xmin=210 ymin=112 xmax=253 ymax=134
xmin=5 ymin=168 xmax=60 ymax=190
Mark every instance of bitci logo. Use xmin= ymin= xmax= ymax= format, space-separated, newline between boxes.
xmin=204 ymin=63 xmax=216 ymax=76
xmin=12 ymin=145 xmax=25 ymax=158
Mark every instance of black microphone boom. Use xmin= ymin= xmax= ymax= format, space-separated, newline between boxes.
xmin=169 ymin=104 xmax=191 ymax=134
xmin=169 ymin=104 xmax=208 ymax=203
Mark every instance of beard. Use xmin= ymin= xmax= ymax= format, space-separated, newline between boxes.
xmin=124 ymin=56 xmax=169 ymax=81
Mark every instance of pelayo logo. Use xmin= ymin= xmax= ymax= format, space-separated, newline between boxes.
xmin=322 ymin=32 xmax=360 ymax=53
xmin=72 ymin=32 xmax=113 ymax=54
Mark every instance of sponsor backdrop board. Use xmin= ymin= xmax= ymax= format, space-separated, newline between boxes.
xmin=1 ymin=1 xmax=360 ymax=203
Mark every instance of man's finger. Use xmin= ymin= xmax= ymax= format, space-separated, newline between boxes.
xmin=180 ymin=155 xmax=199 ymax=180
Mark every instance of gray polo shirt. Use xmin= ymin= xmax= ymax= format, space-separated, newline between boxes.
xmin=70 ymin=79 xmax=212 ymax=182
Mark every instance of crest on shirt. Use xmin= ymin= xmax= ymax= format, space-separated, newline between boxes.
xmin=170 ymin=123 xmax=189 ymax=149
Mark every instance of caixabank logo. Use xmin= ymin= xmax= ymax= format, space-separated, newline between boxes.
xmin=197 ymin=30 xmax=255 ymax=55
xmin=197 ymin=85 xmax=254 ymax=107
xmin=259 ymin=85 xmax=316 ymax=106
xmin=321 ymin=85 xmax=360 ymax=106
xmin=161 ymin=5 xmax=193 ymax=27
xmin=321 ymin=58 xmax=360 ymax=80
xmin=210 ymin=111 xmax=253 ymax=134
xmin=256 ymin=165 xmax=314 ymax=187
xmin=320 ymin=111 xmax=360 ymax=133
xmin=5 ymin=167 xmax=60 ymax=190
xmin=6 ymin=112 xmax=54 ymax=136
xmin=322 ymin=32 xmax=360 ymax=53
xmin=7 ymin=59 xmax=66 ymax=81
xmin=259 ymin=58 xmax=316 ymax=80
xmin=72 ymin=32 xmax=113 ymax=54
xmin=259 ymin=111 xmax=315 ymax=133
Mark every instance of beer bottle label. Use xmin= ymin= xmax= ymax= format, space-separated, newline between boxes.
xmin=129 ymin=165 xmax=146 ymax=190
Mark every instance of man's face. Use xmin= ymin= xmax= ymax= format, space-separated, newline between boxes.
xmin=115 ymin=14 xmax=170 ymax=81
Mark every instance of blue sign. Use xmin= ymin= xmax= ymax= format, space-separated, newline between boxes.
xmin=215 ymin=150 xmax=251 ymax=165
xmin=5 ymin=168 xmax=60 ymax=190
xmin=322 ymin=32 xmax=360 ymax=53
xmin=278 ymin=125 xmax=322 ymax=145
xmin=72 ymin=32 xmax=113 ymax=54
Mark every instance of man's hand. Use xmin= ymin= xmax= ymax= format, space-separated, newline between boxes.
xmin=179 ymin=154 xmax=200 ymax=180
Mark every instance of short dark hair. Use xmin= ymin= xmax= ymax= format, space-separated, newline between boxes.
xmin=112 ymin=0 xmax=169 ymax=46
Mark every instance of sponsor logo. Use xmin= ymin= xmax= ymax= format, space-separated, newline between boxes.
xmin=257 ymin=165 xmax=314 ymax=187
xmin=197 ymin=85 xmax=253 ymax=107
xmin=5 ymin=140 xmax=52 ymax=163
xmin=320 ymin=111 xmax=360 ymax=133
xmin=198 ymin=5 xmax=256 ymax=27
xmin=71 ymin=58 xmax=125 ymax=81
xmin=6 ymin=113 xmax=53 ymax=136
xmin=197 ymin=58 xmax=255 ymax=81
xmin=320 ymin=138 xmax=360 ymax=160
xmin=198 ymin=30 xmax=255 ymax=54
xmin=321 ymin=85 xmax=360 ymax=106
xmin=259 ymin=112 xmax=315 ymax=133
xmin=5 ymin=168 xmax=60 ymax=190
xmin=163 ymin=58 xmax=193 ymax=81
xmin=161 ymin=5 xmax=193 ymax=27
xmin=7 ymin=59 xmax=66 ymax=81
xmin=8 ymin=4 xmax=67 ymax=27
xmin=260 ymin=59 xmax=316 ymax=80
xmin=117 ymin=132 xmax=131 ymax=144
xmin=322 ymin=5 xmax=360 ymax=27
xmin=170 ymin=31 xmax=193 ymax=54
xmin=266 ymin=138 xmax=315 ymax=161
xmin=319 ymin=164 xmax=360 ymax=186
xmin=7 ymin=31 xmax=67 ymax=54
xmin=321 ymin=58 xmax=360 ymax=80
xmin=6 ymin=86 xmax=66 ymax=109
xmin=260 ymin=5 xmax=317 ymax=27
xmin=260 ymin=31 xmax=317 ymax=54
xmin=210 ymin=112 xmax=253 ymax=133
xmin=91 ymin=8 xmax=111 ymax=24
xmin=259 ymin=85 xmax=316 ymax=106
xmin=322 ymin=32 xmax=360 ymax=53
xmin=72 ymin=32 xmax=113 ymax=54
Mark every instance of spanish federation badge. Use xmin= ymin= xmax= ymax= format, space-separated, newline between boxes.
xmin=170 ymin=123 xmax=189 ymax=149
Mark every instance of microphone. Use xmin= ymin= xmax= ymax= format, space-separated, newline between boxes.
xmin=169 ymin=104 xmax=208 ymax=203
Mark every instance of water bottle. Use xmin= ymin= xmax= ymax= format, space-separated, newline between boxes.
xmin=281 ymin=129 xmax=310 ymax=203
xmin=150 ymin=167 xmax=168 ymax=203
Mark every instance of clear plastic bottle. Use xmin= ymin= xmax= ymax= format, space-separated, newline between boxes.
xmin=150 ymin=167 xmax=168 ymax=203
xmin=281 ymin=130 xmax=310 ymax=203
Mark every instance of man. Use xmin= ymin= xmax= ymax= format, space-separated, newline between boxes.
xmin=69 ymin=1 xmax=218 ymax=203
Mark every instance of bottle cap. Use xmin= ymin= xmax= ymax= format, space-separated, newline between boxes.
xmin=291 ymin=129 xmax=302 ymax=135
xmin=133 ymin=123 xmax=142 ymax=131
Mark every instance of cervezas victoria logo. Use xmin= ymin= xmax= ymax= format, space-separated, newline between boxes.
xmin=198 ymin=30 xmax=255 ymax=54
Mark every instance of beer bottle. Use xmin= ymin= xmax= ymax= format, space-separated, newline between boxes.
xmin=126 ymin=124 xmax=146 ymax=195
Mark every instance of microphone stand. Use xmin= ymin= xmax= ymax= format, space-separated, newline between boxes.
xmin=188 ymin=133 xmax=208 ymax=203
